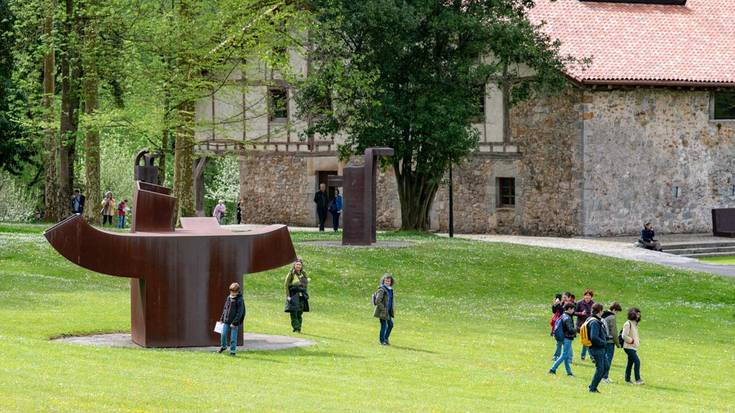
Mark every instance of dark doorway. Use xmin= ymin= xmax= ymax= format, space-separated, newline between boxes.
xmin=317 ymin=170 xmax=338 ymax=228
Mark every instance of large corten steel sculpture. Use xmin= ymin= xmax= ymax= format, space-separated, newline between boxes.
xmin=44 ymin=157 xmax=296 ymax=348
xmin=328 ymin=147 xmax=394 ymax=245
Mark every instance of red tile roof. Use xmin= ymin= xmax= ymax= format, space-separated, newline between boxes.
xmin=528 ymin=0 xmax=735 ymax=86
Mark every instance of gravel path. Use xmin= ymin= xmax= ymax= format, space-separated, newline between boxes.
xmin=447 ymin=234 xmax=735 ymax=278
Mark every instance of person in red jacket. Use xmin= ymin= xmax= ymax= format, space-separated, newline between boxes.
xmin=117 ymin=199 xmax=128 ymax=229
xmin=575 ymin=289 xmax=595 ymax=362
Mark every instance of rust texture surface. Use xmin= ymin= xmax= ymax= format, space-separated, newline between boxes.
xmin=45 ymin=180 xmax=296 ymax=348
xmin=329 ymin=147 xmax=394 ymax=245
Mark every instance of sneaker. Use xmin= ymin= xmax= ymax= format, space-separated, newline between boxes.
xmin=380 ymin=341 xmax=388 ymax=346
xmin=581 ymin=356 xmax=586 ymax=361
xmin=567 ymin=373 xmax=574 ymax=377
xmin=602 ymin=378 xmax=612 ymax=384
xmin=548 ymin=370 xmax=556 ymax=375
xmin=589 ymin=389 xmax=600 ymax=393
xmin=217 ymin=347 xmax=226 ymax=354
xmin=384 ymin=339 xmax=390 ymax=346
xmin=229 ymin=352 xmax=236 ymax=357
xmin=634 ymin=380 xmax=645 ymax=385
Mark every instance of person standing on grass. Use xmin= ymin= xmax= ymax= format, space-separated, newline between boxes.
xmin=601 ymin=302 xmax=622 ymax=384
xmin=284 ymin=259 xmax=310 ymax=333
xmin=373 ymin=274 xmax=395 ymax=346
xmin=71 ymin=189 xmax=85 ymax=214
xmin=213 ymin=200 xmax=226 ymax=225
xmin=313 ymin=183 xmax=329 ymax=231
xmin=550 ymin=292 xmax=566 ymax=361
xmin=100 ymin=191 xmax=115 ymax=226
xmin=575 ymin=289 xmax=595 ymax=362
xmin=622 ymin=307 xmax=644 ymax=385
xmin=218 ymin=282 xmax=245 ymax=356
xmin=117 ymin=199 xmax=128 ymax=229
xmin=549 ymin=302 xmax=576 ymax=377
xmin=328 ymin=188 xmax=343 ymax=232
xmin=587 ymin=303 xmax=610 ymax=393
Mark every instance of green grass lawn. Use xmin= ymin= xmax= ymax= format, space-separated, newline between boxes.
xmin=1 ymin=223 xmax=734 ymax=412
xmin=699 ymin=256 xmax=735 ymax=265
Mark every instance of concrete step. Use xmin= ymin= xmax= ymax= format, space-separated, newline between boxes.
xmin=665 ymin=246 xmax=735 ymax=255
xmin=683 ymin=252 xmax=735 ymax=258
xmin=663 ymin=241 xmax=735 ymax=251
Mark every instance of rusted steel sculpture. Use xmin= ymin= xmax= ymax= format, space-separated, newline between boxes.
xmin=328 ymin=147 xmax=394 ymax=245
xmin=134 ymin=149 xmax=162 ymax=185
xmin=45 ymin=158 xmax=296 ymax=348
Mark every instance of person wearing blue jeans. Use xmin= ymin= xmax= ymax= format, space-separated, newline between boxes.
xmin=218 ymin=282 xmax=245 ymax=356
xmin=587 ymin=303 xmax=610 ymax=393
xmin=373 ymin=274 xmax=395 ymax=345
xmin=549 ymin=303 xmax=577 ymax=376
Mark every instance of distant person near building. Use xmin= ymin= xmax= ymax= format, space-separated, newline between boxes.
xmin=639 ymin=222 xmax=662 ymax=251
xmin=71 ymin=189 xmax=85 ymax=214
xmin=213 ymin=200 xmax=226 ymax=225
xmin=100 ymin=192 xmax=115 ymax=226
xmin=236 ymin=197 xmax=244 ymax=225
xmin=314 ymin=183 xmax=329 ymax=231
xmin=329 ymin=189 xmax=343 ymax=232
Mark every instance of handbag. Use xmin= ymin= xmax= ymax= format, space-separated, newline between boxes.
xmin=214 ymin=321 xmax=225 ymax=334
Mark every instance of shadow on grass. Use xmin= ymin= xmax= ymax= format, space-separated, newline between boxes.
xmin=386 ymin=344 xmax=437 ymax=354
xmin=637 ymin=383 xmax=687 ymax=393
xmin=264 ymin=347 xmax=365 ymax=359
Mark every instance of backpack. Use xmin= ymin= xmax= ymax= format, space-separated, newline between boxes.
xmin=553 ymin=316 xmax=565 ymax=341
xmin=371 ymin=287 xmax=384 ymax=306
xmin=617 ymin=329 xmax=625 ymax=348
xmin=579 ymin=318 xmax=595 ymax=347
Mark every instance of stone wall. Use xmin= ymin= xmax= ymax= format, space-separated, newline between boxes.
xmin=513 ymin=88 xmax=585 ymax=236
xmin=582 ymin=89 xmax=735 ymax=236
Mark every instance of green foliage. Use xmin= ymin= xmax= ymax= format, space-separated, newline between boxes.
xmin=1 ymin=229 xmax=734 ymax=411
xmin=0 ymin=171 xmax=39 ymax=222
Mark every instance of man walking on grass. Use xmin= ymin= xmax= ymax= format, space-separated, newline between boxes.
xmin=587 ymin=303 xmax=610 ymax=393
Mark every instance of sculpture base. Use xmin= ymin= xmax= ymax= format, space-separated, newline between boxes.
xmin=51 ymin=333 xmax=316 ymax=351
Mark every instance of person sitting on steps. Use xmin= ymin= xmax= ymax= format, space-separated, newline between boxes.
xmin=638 ymin=222 xmax=662 ymax=251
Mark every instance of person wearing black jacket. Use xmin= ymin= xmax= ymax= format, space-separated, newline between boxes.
xmin=549 ymin=303 xmax=577 ymax=376
xmin=71 ymin=189 xmax=85 ymax=214
xmin=313 ymin=183 xmax=329 ymax=231
xmin=587 ymin=303 xmax=610 ymax=393
xmin=218 ymin=283 xmax=245 ymax=356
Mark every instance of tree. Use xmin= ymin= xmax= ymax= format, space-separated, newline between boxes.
xmin=297 ymin=0 xmax=577 ymax=230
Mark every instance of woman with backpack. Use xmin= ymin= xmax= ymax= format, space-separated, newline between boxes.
xmin=622 ymin=307 xmax=644 ymax=385
xmin=284 ymin=258 xmax=310 ymax=333
xmin=373 ymin=274 xmax=395 ymax=346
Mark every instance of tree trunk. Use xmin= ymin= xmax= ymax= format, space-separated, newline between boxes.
xmin=395 ymin=167 xmax=440 ymax=231
xmin=43 ymin=0 xmax=59 ymax=222
xmin=58 ymin=0 xmax=81 ymax=218
xmin=82 ymin=74 xmax=99 ymax=223
xmin=173 ymin=101 xmax=195 ymax=221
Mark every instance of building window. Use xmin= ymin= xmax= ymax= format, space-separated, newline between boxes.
xmin=269 ymin=88 xmax=289 ymax=121
xmin=497 ymin=177 xmax=515 ymax=208
xmin=471 ymin=84 xmax=486 ymax=122
xmin=713 ymin=92 xmax=735 ymax=120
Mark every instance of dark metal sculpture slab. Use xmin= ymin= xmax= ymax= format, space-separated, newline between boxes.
xmin=45 ymin=159 xmax=296 ymax=348
xmin=328 ymin=147 xmax=394 ymax=246
xmin=712 ymin=208 xmax=735 ymax=237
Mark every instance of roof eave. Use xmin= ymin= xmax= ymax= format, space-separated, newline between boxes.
xmin=580 ymin=79 xmax=735 ymax=88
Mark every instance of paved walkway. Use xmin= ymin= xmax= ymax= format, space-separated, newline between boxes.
xmin=52 ymin=333 xmax=316 ymax=352
xmin=447 ymin=234 xmax=735 ymax=278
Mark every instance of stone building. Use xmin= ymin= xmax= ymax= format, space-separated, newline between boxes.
xmin=195 ymin=0 xmax=735 ymax=236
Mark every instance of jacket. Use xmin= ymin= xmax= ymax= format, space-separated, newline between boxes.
xmin=562 ymin=313 xmax=576 ymax=340
xmin=622 ymin=320 xmax=640 ymax=350
xmin=101 ymin=198 xmax=115 ymax=216
xmin=71 ymin=195 xmax=85 ymax=214
xmin=314 ymin=191 xmax=329 ymax=210
xmin=601 ymin=310 xmax=619 ymax=346
xmin=373 ymin=286 xmax=394 ymax=320
xmin=587 ymin=315 xmax=608 ymax=349
xmin=329 ymin=195 xmax=343 ymax=213
xmin=641 ymin=228 xmax=656 ymax=242
xmin=220 ymin=293 xmax=245 ymax=326
xmin=284 ymin=270 xmax=310 ymax=313
xmin=575 ymin=299 xmax=595 ymax=328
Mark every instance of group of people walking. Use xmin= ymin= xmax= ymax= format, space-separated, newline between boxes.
xmin=71 ymin=189 xmax=128 ymax=228
xmin=548 ymin=289 xmax=644 ymax=393
xmin=216 ymin=258 xmax=396 ymax=355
